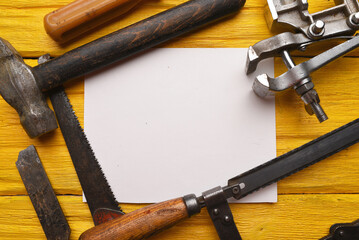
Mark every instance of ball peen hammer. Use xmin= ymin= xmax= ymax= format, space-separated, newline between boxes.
xmin=0 ymin=0 xmax=245 ymax=139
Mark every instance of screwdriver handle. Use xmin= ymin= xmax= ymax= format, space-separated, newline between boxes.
xmin=44 ymin=0 xmax=142 ymax=42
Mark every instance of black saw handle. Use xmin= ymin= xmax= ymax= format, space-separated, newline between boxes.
xmin=34 ymin=0 xmax=246 ymax=91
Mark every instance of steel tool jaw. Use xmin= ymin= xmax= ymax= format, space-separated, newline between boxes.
xmin=246 ymin=0 xmax=359 ymax=122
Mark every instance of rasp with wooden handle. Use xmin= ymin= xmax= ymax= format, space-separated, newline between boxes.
xmin=80 ymin=118 xmax=359 ymax=240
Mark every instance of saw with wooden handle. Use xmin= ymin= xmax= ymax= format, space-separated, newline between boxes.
xmin=80 ymin=118 xmax=359 ymax=239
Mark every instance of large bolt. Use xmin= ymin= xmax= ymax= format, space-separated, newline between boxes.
xmin=312 ymin=20 xmax=325 ymax=35
xmin=351 ymin=12 xmax=359 ymax=25
xmin=308 ymin=20 xmax=325 ymax=39
xmin=296 ymin=83 xmax=328 ymax=123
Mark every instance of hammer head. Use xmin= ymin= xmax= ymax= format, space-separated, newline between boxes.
xmin=0 ymin=38 xmax=57 ymax=138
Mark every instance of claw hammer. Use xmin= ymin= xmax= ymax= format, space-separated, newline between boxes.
xmin=0 ymin=0 xmax=245 ymax=138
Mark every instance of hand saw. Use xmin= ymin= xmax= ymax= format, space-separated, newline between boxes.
xmin=49 ymin=85 xmax=124 ymax=225
xmin=80 ymin=118 xmax=359 ymax=240
xmin=35 ymin=52 xmax=125 ymax=225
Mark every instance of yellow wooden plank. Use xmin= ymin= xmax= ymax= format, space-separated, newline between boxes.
xmin=0 ymin=0 xmax=270 ymax=8
xmin=0 ymin=60 xmax=83 ymax=196
xmin=0 ymin=2 xmax=359 ymax=240
xmin=0 ymin=194 xmax=358 ymax=239
xmin=0 ymin=196 xmax=92 ymax=240
xmin=0 ymin=5 xmax=271 ymax=57
xmin=1 ymin=0 xmax=357 ymax=57
xmin=1 ymin=56 xmax=359 ymax=196
xmin=274 ymin=56 xmax=359 ymax=193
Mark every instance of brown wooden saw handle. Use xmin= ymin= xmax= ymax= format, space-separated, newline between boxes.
xmin=79 ymin=197 xmax=193 ymax=240
xmin=44 ymin=0 xmax=142 ymax=42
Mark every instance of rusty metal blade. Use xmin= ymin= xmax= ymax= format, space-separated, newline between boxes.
xmin=16 ymin=145 xmax=70 ymax=240
xmin=49 ymin=86 xmax=124 ymax=225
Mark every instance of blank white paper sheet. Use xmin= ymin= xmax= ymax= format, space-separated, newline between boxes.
xmin=85 ymin=48 xmax=276 ymax=203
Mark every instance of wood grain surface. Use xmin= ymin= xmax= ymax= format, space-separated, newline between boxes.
xmin=0 ymin=0 xmax=358 ymax=239
xmin=79 ymin=198 xmax=189 ymax=240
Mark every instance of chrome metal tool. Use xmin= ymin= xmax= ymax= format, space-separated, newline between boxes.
xmin=246 ymin=0 xmax=359 ymax=122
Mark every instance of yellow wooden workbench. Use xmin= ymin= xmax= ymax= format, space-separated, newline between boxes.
xmin=0 ymin=0 xmax=359 ymax=239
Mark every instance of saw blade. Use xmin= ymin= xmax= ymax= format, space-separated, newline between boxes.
xmin=228 ymin=117 xmax=359 ymax=199
xmin=16 ymin=145 xmax=70 ymax=240
xmin=49 ymin=86 xmax=124 ymax=224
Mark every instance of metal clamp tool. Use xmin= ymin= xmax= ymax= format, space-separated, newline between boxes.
xmin=246 ymin=0 xmax=359 ymax=122
xmin=201 ymin=185 xmax=242 ymax=239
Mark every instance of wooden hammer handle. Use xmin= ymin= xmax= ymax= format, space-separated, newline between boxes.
xmin=79 ymin=197 xmax=189 ymax=240
xmin=35 ymin=0 xmax=246 ymax=92
xmin=44 ymin=0 xmax=142 ymax=41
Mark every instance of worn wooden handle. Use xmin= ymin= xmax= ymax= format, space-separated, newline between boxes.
xmin=44 ymin=0 xmax=142 ymax=41
xmin=79 ymin=197 xmax=189 ymax=240
xmin=35 ymin=0 xmax=245 ymax=91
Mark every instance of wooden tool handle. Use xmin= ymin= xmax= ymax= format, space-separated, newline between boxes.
xmin=35 ymin=0 xmax=246 ymax=91
xmin=79 ymin=197 xmax=189 ymax=240
xmin=44 ymin=0 xmax=142 ymax=41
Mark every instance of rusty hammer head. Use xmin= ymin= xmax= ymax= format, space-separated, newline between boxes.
xmin=0 ymin=38 xmax=57 ymax=138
